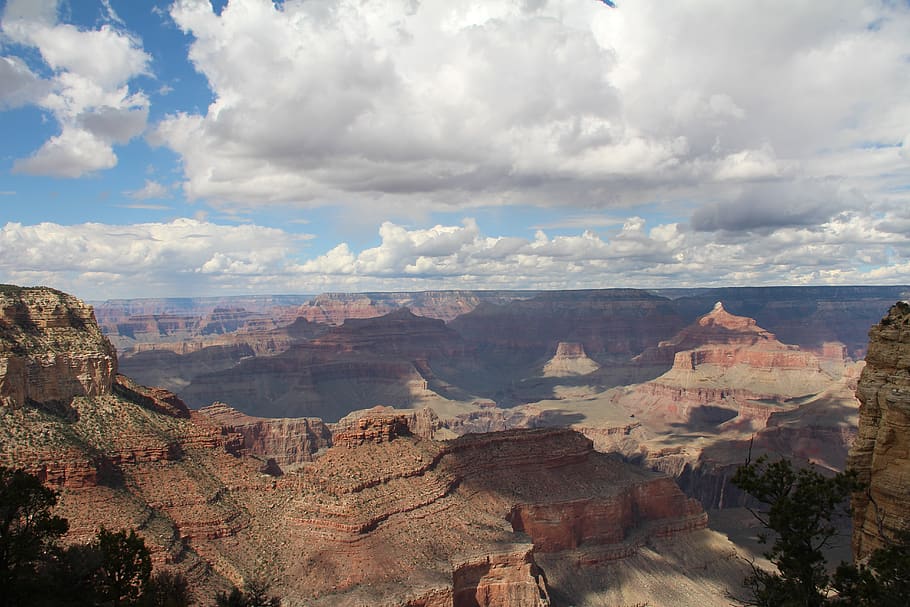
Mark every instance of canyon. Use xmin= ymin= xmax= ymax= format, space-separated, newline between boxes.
xmin=6 ymin=282 xmax=910 ymax=604
xmin=1 ymin=284 xmax=755 ymax=606
xmin=102 ymin=286 xmax=904 ymax=519
xmin=108 ymin=286 xmax=906 ymax=415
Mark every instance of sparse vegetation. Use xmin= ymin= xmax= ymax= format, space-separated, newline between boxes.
xmin=0 ymin=466 xmax=194 ymax=607
xmin=731 ymin=456 xmax=909 ymax=606
xmin=215 ymin=579 xmax=281 ymax=607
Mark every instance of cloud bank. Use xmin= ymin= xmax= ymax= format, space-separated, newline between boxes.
xmin=2 ymin=215 xmax=907 ymax=300
xmin=151 ymin=0 xmax=910 ymax=220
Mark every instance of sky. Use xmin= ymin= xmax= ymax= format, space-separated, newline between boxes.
xmin=1 ymin=0 xmax=909 ymax=300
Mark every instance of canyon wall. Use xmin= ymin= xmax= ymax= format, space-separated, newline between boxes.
xmin=197 ymin=401 xmax=332 ymax=468
xmin=296 ymin=290 xmax=537 ymax=325
xmin=1 ymin=285 xmax=116 ymax=407
xmin=177 ymin=309 xmax=472 ymax=420
xmin=850 ymin=301 xmax=910 ymax=558
xmin=450 ymin=289 xmax=685 ymax=360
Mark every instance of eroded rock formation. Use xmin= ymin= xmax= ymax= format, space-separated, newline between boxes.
xmin=541 ymin=342 xmax=600 ymax=377
xmin=1 ymin=285 xmax=116 ymax=408
xmin=666 ymin=286 xmax=910 ymax=358
xmin=626 ymin=302 xmax=834 ymax=424
xmin=197 ymin=401 xmax=332 ymax=468
xmin=178 ymin=308 xmax=476 ymax=420
xmin=850 ymin=301 xmax=910 ymax=558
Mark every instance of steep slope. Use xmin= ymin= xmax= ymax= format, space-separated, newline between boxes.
xmin=849 ymin=301 xmax=910 ymax=559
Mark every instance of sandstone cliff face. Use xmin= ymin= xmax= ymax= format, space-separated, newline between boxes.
xmin=1 ymin=285 xmax=116 ymax=407
xmin=196 ymin=401 xmax=332 ymax=468
xmin=850 ymin=301 xmax=910 ymax=558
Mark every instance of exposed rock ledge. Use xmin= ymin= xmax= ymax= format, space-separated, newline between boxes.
xmin=197 ymin=401 xmax=332 ymax=468
xmin=1 ymin=286 xmax=116 ymax=408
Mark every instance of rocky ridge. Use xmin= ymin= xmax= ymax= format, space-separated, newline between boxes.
xmin=849 ymin=301 xmax=910 ymax=558
xmin=296 ymin=290 xmax=538 ymax=325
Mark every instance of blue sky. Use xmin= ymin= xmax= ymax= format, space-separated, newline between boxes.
xmin=1 ymin=0 xmax=910 ymax=300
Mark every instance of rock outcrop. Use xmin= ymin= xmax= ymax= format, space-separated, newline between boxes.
xmin=1 ymin=285 xmax=116 ymax=408
xmin=541 ymin=342 xmax=600 ymax=377
xmin=196 ymin=401 xmax=332 ymax=468
xmin=630 ymin=302 xmax=832 ymax=420
xmin=113 ymin=374 xmax=191 ymax=418
xmin=850 ymin=301 xmax=910 ymax=558
xmin=666 ymin=286 xmax=910 ymax=357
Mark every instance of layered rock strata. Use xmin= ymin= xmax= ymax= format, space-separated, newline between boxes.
xmin=285 ymin=418 xmax=709 ymax=605
xmin=196 ymin=401 xmax=332 ymax=468
xmin=541 ymin=342 xmax=600 ymax=377
xmin=178 ymin=308 xmax=474 ymax=420
xmin=850 ymin=301 xmax=910 ymax=558
xmin=629 ymin=302 xmax=832 ymax=421
xmin=1 ymin=285 xmax=116 ymax=408
xmin=297 ymin=290 xmax=537 ymax=325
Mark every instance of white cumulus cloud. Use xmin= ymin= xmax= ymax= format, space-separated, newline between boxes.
xmin=1 ymin=214 xmax=908 ymax=299
xmin=1 ymin=1 xmax=151 ymax=177
xmin=146 ymin=0 xmax=910 ymax=225
xmin=124 ymin=179 xmax=170 ymax=200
